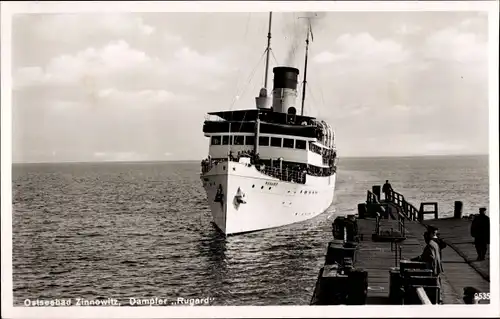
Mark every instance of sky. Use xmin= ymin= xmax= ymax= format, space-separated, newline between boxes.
xmin=10 ymin=10 xmax=491 ymax=162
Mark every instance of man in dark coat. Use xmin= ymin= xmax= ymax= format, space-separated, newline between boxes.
xmin=471 ymin=207 xmax=490 ymax=261
xmin=382 ymin=180 xmax=393 ymax=201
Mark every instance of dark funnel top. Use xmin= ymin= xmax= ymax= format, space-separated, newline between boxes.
xmin=273 ymin=67 xmax=299 ymax=91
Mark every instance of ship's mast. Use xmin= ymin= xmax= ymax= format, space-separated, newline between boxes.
xmin=264 ymin=12 xmax=273 ymax=90
xmin=300 ymin=21 xmax=313 ymax=116
xmin=254 ymin=12 xmax=273 ymax=156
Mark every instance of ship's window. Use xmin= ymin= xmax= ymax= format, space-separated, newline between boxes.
xmin=211 ymin=136 xmax=221 ymax=145
xmin=234 ymin=136 xmax=244 ymax=145
xmin=270 ymin=137 xmax=282 ymax=147
xmin=245 ymin=136 xmax=255 ymax=146
xmin=283 ymin=138 xmax=294 ymax=148
xmin=295 ymin=140 xmax=306 ymax=150
xmin=222 ymin=135 xmax=230 ymax=145
xmin=259 ymin=136 xmax=269 ymax=146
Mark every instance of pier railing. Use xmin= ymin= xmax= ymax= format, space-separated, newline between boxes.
xmin=367 ymin=190 xmax=406 ymax=237
xmin=380 ymin=189 xmax=419 ymax=221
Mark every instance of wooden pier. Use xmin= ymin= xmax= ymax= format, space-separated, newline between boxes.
xmin=310 ymin=186 xmax=490 ymax=305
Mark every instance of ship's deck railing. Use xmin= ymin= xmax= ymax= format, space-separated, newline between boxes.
xmin=200 ymin=158 xmax=225 ymax=174
xmin=257 ymin=166 xmax=307 ymax=184
xmin=201 ymin=152 xmax=337 ymax=183
xmin=201 ymin=157 xmax=309 ymax=184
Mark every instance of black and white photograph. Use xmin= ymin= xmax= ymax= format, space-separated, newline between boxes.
xmin=1 ymin=1 xmax=499 ymax=318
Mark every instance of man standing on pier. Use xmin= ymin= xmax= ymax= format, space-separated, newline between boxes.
xmin=412 ymin=230 xmax=444 ymax=304
xmin=471 ymin=207 xmax=490 ymax=261
xmin=428 ymin=226 xmax=447 ymax=260
xmin=382 ymin=180 xmax=393 ymax=201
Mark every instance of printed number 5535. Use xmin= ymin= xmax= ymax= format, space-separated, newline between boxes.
xmin=474 ymin=293 xmax=490 ymax=300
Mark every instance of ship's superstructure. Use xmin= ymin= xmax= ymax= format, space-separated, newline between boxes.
xmin=200 ymin=12 xmax=338 ymax=235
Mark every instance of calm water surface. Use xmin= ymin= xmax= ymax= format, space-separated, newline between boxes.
xmin=12 ymin=155 xmax=489 ymax=305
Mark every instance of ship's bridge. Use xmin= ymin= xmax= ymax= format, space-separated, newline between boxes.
xmin=206 ymin=108 xmax=317 ymax=126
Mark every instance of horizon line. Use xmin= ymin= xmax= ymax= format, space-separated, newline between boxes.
xmin=11 ymin=153 xmax=489 ymax=165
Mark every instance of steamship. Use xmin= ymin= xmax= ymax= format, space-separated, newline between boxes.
xmin=200 ymin=12 xmax=337 ymax=235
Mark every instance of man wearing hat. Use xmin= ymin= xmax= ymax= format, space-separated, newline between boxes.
xmin=412 ymin=228 xmax=444 ymax=304
xmin=427 ymin=225 xmax=447 ymax=260
xmin=471 ymin=207 xmax=490 ymax=261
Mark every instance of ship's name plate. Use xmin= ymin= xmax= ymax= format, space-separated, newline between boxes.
xmin=265 ymin=181 xmax=278 ymax=186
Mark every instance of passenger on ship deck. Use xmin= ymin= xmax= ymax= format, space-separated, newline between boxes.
xmin=382 ymin=180 xmax=393 ymax=201
xmin=471 ymin=207 xmax=490 ymax=261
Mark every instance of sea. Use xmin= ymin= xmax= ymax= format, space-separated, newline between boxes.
xmin=11 ymin=155 xmax=489 ymax=306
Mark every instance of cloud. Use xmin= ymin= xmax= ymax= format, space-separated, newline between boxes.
xmin=423 ymin=27 xmax=487 ymax=64
xmin=97 ymin=88 xmax=195 ymax=105
xmin=395 ymin=24 xmax=422 ymax=35
xmin=313 ymin=33 xmax=409 ymax=65
xmin=32 ymin=14 xmax=155 ymax=42
xmin=14 ymin=38 xmax=235 ymax=92
xmin=313 ymin=51 xmax=343 ymax=64
xmin=14 ymin=40 xmax=152 ymax=88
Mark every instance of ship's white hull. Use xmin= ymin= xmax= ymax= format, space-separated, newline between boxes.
xmin=201 ymin=160 xmax=336 ymax=235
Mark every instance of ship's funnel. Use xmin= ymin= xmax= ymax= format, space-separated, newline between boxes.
xmin=272 ymin=67 xmax=299 ymax=114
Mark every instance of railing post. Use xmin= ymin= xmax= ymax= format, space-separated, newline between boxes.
xmin=454 ymin=201 xmax=463 ymax=219
xmin=418 ymin=204 xmax=424 ymax=222
xmin=394 ymin=242 xmax=397 ymax=266
xmin=372 ymin=185 xmax=381 ymax=200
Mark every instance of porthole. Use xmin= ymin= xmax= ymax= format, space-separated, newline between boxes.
xmin=261 ymin=186 xmax=264 ymax=189
xmin=269 ymin=187 xmax=271 ymax=190
xmin=252 ymin=185 xmax=255 ymax=188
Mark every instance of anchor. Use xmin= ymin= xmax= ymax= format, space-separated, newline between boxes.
xmin=234 ymin=187 xmax=247 ymax=204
